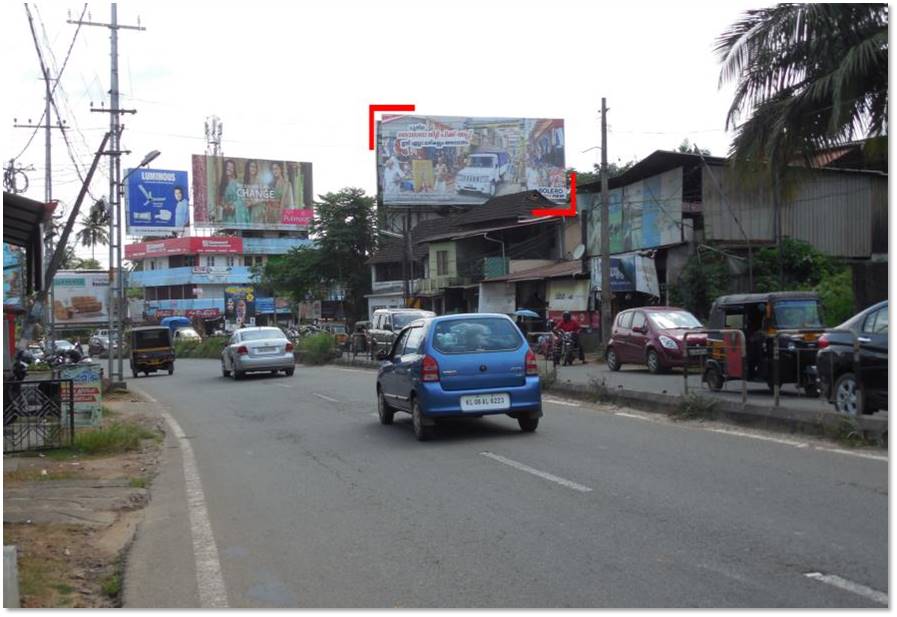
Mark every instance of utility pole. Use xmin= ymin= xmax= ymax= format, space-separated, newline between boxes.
xmin=12 ymin=80 xmax=68 ymax=348
xmin=599 ymin=98 xmax=612 ymax=347
xmin=70 ymin=4 xmax=144 ymax=387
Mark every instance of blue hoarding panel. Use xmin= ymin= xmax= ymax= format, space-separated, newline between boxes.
xmin=126 ymin=168 xmax=190 ymax=234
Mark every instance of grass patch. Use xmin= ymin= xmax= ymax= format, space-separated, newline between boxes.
xmin=299 ymin=333 xmax=336 ymax=366
xmin=17 ymin=555 xmax=75 ymax=607
xmin=825 ymin=415 xmax=873 ymax=447
xmin=74 ymin=421 xmax=161 ymax=456
xmin=128 ymin=477 xmax=147 ymax=488
xmin=100 ymin=573 xmax=121 ymax=600
xmin=25 ymin=448 xmax=81 ymax=461
xmin=588 ymin=376 xmax=613 ymax=404
xmin=4 ymin=469 xmax=80 ymax=483
xmin=669 ymin=393 xmax=718 ymax=421
xmin=174 ymin=336 xmax=228 ymax=359
xmin=101 ymin=405 xmax=121 ymax=419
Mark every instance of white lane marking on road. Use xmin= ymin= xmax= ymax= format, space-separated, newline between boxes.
xmin=812 ymin=447 xmax=888 ymax=462
xmin=705 ymin=428 xmax=809 ymax=448
xmin=334 ymin=368 xmax=370 ymax=374
xmin=480 ymin=452 xmax=592 ymax=493
xmin=312 ymin=392 xmax=339 ymax=403
xmin=274 ymin=383 xmax=293 ymax=389
xmin=543 ymin=397 xmax=581 ymax=407
xmin=804 ymin=572 xmax=888 ymax=605
xmin=135 ymin=386 xmax=228 ymax=608
xmin=614 ymin=411 xmax=649 ymax=420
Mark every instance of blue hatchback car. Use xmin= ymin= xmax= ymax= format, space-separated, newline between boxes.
xmin=376 ymin=313 xmax=542 ymax=441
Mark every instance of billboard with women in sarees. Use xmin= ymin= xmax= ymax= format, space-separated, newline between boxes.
xmin=192 ymin=155 xmax=314 ymax=230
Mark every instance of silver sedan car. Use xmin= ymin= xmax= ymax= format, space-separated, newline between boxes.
xmin=221 ymin=327 xmax=295 ymax=379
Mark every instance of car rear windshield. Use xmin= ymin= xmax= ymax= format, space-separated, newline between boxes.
xmin=241 ymin=328 xmax=285 ymax=341
xmin=432 ymin=318 xmax=522 ymax=354
xmin=774 ymin=300 xmax=823 ymax=329
xmin=135 ymin=330 xmax=170 ymax=347
xmin=649 ymin=311 xmax=702 ymax=329
xmin=393 ymin=312 xmax=429 ymax=329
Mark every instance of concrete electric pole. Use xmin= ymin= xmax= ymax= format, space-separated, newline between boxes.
xmin=599 ymin=98 xmax=612 ymax=347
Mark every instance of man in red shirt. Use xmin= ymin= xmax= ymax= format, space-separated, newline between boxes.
xmin=556 ymin=312 xmax=586 ymax=363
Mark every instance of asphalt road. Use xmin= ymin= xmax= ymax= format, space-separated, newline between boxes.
xmin=124 ymin=359 xmax=888 ymax=608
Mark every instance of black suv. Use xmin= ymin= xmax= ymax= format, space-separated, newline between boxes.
xmin=816 ymin=300 xmax=888 ymax=415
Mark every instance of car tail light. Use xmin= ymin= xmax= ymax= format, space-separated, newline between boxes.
xmin=526 ymin=349 xmax=538 ymax=376
xmin=237 ymin=345 xmax=248 ymax=355
xmin=817 ymin=334 xmax=829 ymax=349
xmin=421 ymin=354 xmax=440 ymax=382
xmin=285 ymin=342 xmax=294 ymax=352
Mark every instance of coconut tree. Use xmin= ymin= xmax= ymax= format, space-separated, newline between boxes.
xmin=717 ymin=3 xmax=888 ymax=168
xmin=76 ymin=199 xmax=110 ymax=261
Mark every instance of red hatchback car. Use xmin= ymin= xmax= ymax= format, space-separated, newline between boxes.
xmin=606 ymin=306 xmax=706 ymax=373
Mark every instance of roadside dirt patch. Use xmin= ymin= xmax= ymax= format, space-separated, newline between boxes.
xmin=3 ymin=388 xmax=164 ymax=607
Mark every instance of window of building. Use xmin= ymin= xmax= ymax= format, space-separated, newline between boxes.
xmin=207 ymin=255 xmax=216 ymax=267
xmin=184 ymin=255 xmax=196 ymax=267
xmin=436 ymin=250 xmax=449 ymax=276
xmin=226 ymin=256 xmax=235 ymax=267
xmin=149 ymin=260 xmax=156 ymax=271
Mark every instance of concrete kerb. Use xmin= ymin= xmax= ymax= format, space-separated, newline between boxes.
xmin=328 ymin=356 xmax=887 ymax=447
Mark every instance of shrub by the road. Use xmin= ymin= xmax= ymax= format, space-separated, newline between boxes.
xmin=299 ymin=333 xmax=335 ymax=365
xmin=75 ymin=421 xmax=160 ymax=455
xmin=174 ymin=337 xmax=228 ymax=359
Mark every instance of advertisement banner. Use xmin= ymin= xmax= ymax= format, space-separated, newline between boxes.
xmin=125 ymin=168 xmax=190 ymax=234
xmin=377 ymin=115 xmax=566 ymax=206
xmin=125 ymin=236 xmax=243 ymax=260
xmin=52 ymin=271 xmax=110 ymax=325
xmin=298 ymin=301 xmax=322 ymax=321
xmin=59 ymin=362 xmax=103 ymax=427
xmin=590 ymin=254 xmax=660 ymax=296
xmin=224 ymin=286 xmax=255 ymax=325
xmin=3 ymin=243 xmax=25 ymax=308
xmin=587 ymin=167 xmax=683 ymax=255
xmin=478 ymin=281 xmax=516 ymax=314
xmin=192 ymin=155 xmax=313 ymax=230
xmin=547 ymin=279 xmax=590 ymax=312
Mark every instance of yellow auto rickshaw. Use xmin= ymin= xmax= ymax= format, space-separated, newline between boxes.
xmin=129 ymin=326 xmax=175 ymax=378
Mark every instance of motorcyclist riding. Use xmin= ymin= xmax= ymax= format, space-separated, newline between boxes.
xmin=556 ymin=311 xmax=586 ymax=363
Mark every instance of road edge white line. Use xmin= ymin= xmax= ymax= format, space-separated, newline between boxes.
xmin=543 ymin=397 xmax=581 ymax=407
xmin=804 ymin=572 xmax=888 ymax=605
xmin=135 ymin=387 xmax=229 ymax=608
xmin=811 ymin=447 xmax=888 ymax=462
xmin=312 ymin=392 xmax=339 ymax=403
xmin=705 ymin=428 xmax=809 ymax=448
xmin=480 ymin=452 xmax=592 ymax=493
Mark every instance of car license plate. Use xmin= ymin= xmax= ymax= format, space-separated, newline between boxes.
xmin=257 ymin=346 xmax=276 ymax=353
xmin=687 ymin=347 xmax=708 ymax=356
xmin=460 ymin=393 xmax=510 ymax=412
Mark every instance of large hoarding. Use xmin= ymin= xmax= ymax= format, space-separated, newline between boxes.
xmin=224 ymin=286 xmax=256 ymax=326
xmin=125 ymin=168 xmax=190 ymax=234
xmin=587 ymin=167 xmax=683 ymax=255
xmin=51 ymin=271 xmax=110 ymax=325
xmin=377 ymin=115 xmax=565 ymax=206
xmin=125 ymin=236 xmax=243 ymax=260
xmin=192 ymin=155 xmax=313 ymax=230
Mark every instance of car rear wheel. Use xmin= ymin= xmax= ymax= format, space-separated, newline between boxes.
xmin=411 ymin=399 xmax=433 ymax=441
xmin=646 ymin=349 xmax=662 ymax=374
xmin=233 ymin=366 xmax=243 ymax=381
xmin=834 ymin=372 xmax=861 ymax=415
xmin=606 ymin=347 xmax=621 ymax=371
xmin=285 ymin=367 xmax=295 ymax=377
xmin=221 ymin=360 xmax=231 ymax=377
xmin=377 ymin=389 xmax=394 ymax=425
xmin=518 ymin=415 xmax=539 ymax=432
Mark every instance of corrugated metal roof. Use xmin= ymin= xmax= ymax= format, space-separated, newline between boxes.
xmin=422 ymin=217 xmax=557 ymax=242
xmin=483 ymin=259 xmax=583 ymax=283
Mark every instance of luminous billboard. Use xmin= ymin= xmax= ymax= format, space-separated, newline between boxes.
xmin=377 ymin=115 xmax=565 ymax=206
xmin=587 ymin=167 xmax=683 ymax=255
xmin=52 ymin=271 xmax=110 ymax=325
xmin=192 ymin=155 xmax=313 ymax=230
xmin=125 ymin=168 xmax=190 ymax=234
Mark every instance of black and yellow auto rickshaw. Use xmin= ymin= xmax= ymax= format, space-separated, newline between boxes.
xmin=129 ymin=326 xmax=175 ymax=378
xmin=703 ymin=291 xmax=824 ymax=397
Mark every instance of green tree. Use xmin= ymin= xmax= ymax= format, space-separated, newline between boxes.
xmin=676 ymin=139 xmax=711 ymax=156
xmin=73 ymin=257 xmax=102 ymax=270
xmin=668 ymin=252 xmax=731 ymax=320
xmin=717 ymin=4 xmax=888 ymax=169
xmin=570 ymin=158 xmax=638 ymax=185
xmin=76 ymin=200 xmax=110 ymax=261
xmin=258 ymin=187 xmax=378 ymax=324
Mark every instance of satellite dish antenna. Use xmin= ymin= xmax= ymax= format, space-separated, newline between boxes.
xmin=571 ymin=244 xmax=585 ymax=260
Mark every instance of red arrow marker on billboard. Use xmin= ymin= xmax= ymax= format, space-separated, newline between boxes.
xmin=532 ymin=172 xmax=577 ymax=218
xmin=369 ymin=104 xmax=416 ymax=150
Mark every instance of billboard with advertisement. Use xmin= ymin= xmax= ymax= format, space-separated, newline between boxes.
xmin=51 ymin=271 xmax=110 ymax=325
xmin=377 ymin=115 xmax=566 ymax=206
xmin=590 ymin=254 xmax=660 ymax=296
xmin=224 ymin=286 xmax=255 ymax=325
xmin=125 ymin=168 xmax=190 ymax=234
xmin=125 ymin=236 xmax=242 ymax=260
xmin=192 ymin=155 xmax=313 ymax=230
xmin=3 ymin=243 xmax=25 ymax=308
xmin=587 ymin=167 xmax=683 ymax=255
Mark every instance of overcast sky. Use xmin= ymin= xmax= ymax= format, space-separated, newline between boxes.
xmin=2 ymin=1 xmax=769 ymax=264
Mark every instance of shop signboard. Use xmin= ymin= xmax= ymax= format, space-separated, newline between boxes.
xmin=3 ymin=243 xmax=24 ymax=308
xmin=58 ymin=362 xmax=103 ymax=427
xmin=192 ymin=155 xmax=313 ymax=230
xmin=378 ymin=115 xmax=566 ymax=206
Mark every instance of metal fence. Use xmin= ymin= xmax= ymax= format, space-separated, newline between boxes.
xmin=3 ymin=378 xmax=75 ymax=453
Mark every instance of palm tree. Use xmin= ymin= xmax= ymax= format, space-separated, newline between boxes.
xmin=716 ymin=3 xmax=888 ymax=169
xmin=76 ymin=200 xmax=110 ymax=260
